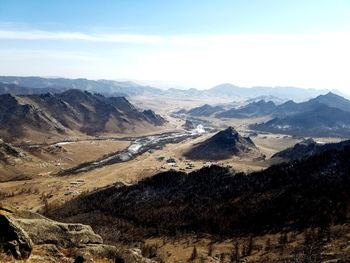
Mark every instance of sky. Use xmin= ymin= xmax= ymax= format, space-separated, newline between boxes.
xmin=0 ymin=0 xmax=350 ymax=93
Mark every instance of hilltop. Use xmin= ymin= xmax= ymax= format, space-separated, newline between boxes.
xmin=184 ymin=127 xmax=263 ymax=160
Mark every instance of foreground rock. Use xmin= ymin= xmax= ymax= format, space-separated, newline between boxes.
xmin=0 ymin=205 xmax=154 ymax=262
xmin=0 ymin=207 xmax=32 ymax=260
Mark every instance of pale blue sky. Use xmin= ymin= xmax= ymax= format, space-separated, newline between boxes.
xmin=1 ymin=0 xmax=350 ymax=92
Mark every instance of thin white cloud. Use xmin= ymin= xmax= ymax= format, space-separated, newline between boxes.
xmin=0 ymin=29 xmax=163 ymax=44
xmin=0 ymin=49 xmax=96 ymax=61
xmin=0 ymin=29 xmax=350 ymax=46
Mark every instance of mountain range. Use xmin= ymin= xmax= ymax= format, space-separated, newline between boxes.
xmin=251 ymin=103 xmax=350 ymax=137
xmin=0 ymin=89 xmax=165 ymax=142
xmin=216 ymin=92 xmax=350 ymax=118
xmin=217 ymin=100 xmax=277 ymax=118
xmin=180 ymin=92 xmax=350 ymax=137
xmin=0 ymin=76 xmax=341 ymax=101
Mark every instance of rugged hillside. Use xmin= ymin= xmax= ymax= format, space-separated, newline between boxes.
xmin=216 ymin=92 xmax=350 ymax=119
xmin=184 ymin=127 xmax=262 ymax=160
xmin=245 ymin=95 xmax=287 ymax=105
xmin=251 ymin=104 xmax=350 ymax=137
xmin=0 ymin=139 xmax=28 ymax=182
xmin=184 ymin=104 xmax=224 ymax=117
xmin=50 ymin=141 xmax=350 ymax=239
xmin=271 ymin=138 xmax=320 ymax=161
xmin=0 ymin=90 xmax=166 ymax=141
xmin=275 ymin=92 xmax=350 ymax=116
xmin=307 ymin=92 xmax=350 ymax=112
xmin=272 ymin=138 xmax=350 ymax=161
xmin=0 ymin=94 xmax=66 ymax=140
xmin=217 ymin=100 xmax=277 ymax=118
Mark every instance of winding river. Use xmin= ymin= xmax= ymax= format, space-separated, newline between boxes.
xmin=59 ymin=125 xmax=209 ymax=175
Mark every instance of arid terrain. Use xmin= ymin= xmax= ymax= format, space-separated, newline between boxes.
xmin=0 ymin=76 xmax=350 ymax=263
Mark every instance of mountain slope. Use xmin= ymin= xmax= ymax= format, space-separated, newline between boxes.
xmin=51 ymin=141 xmax=350 ymax=237
xmin=251 ymin=104 xmax=350 ymax=137
xmin=184 ymin=127 xmax=263 ymax=160
xmin=275 ymin=92 xmax=350 ymax=116
xmin=0 ymin=90 xmax=166 ymax=141
xmin=0 ymin=94 xmax=66 ymax=140
xmin=272 ymin=138 xmax=350 ymax=161
xmin=308 ymin=92 xmax=350 ymax=112
xmin=185 ymin=104 xmax=224 ymax=117
xmin=217 ymin=100 xmax=277 ymax=118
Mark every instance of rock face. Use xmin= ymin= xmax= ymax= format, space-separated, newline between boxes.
xmin=142 ymin=109 xmax=167 ymax=126
xmin=0 ymin=205 xmax=154 ymax=262
xmin=0 ymin=139 xmax=24 ymax=160
xmin=14 ymin=215 xmax=103 ymax=247
xmin=184 ymin=126 xmax=263 ymax=160
xmin=0 ymin=209 xmax=33 ymax=260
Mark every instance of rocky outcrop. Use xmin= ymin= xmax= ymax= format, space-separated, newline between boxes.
xmin=184 ymin=126 xmax=264 ymax=160
xmin=183 ymin=119 xmax=196 ymax=130
xmin=0 ymin=205 xmax=154 ymax=262
xmin=123 ymin=248 xmax=155 ymax=263
xmin=0 ymin=207 xmax=33 ymax=260
xmin=142 ymin=109 xmax=167 ymax=126
xmin=0 ymin=139 xmax=24 ymax=159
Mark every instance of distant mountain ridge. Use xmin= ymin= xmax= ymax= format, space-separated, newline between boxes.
xmin=251 ymin=103 xmax=350 ymax=137
xmin=0 ymin=82 xmax=65 ymax=95
xmin=0 ymin=76 xmax=340 ymax=101
xmin=181 ymin=104 xmax=224 ymax=117
xmin=217 ymin=100 xmax=277 ymax=118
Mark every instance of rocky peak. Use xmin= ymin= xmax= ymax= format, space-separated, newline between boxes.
xmin=184 ymin=126 xmax=261 ymax=160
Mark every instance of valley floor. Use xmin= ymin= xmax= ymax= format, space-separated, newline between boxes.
xmin=0 ymin=109 xmax=347 ymax=262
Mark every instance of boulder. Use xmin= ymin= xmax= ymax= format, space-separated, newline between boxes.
xmin=0 ymin=205 xmax=155 ymax=262
xmin=0 ymin=207 xmax=33 ymax=260
xmin=122 ymin=248 xmax=156 ymax=263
